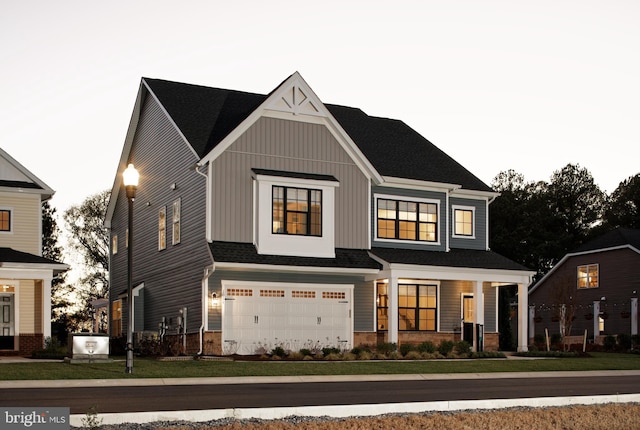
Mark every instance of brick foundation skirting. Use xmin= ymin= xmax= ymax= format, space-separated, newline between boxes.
xmin=354 ymin=331 xmax=500 ymax=352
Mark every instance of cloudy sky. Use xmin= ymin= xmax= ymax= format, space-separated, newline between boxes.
xmin=2 ymin=0 xmax=639 ymax=213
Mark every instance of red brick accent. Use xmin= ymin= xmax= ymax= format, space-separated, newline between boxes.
xmin=203 ymin=331 xmax=222 ymax=355
xmin=19 ymin=334 xmax=44 ymax=356
xmin=356 ymin=331 xmax=500 ymax=352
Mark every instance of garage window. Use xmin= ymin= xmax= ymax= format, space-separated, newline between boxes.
xmin=260 ymin=289 xmax=285 ymax=297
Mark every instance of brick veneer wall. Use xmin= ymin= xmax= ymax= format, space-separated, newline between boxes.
xmin=355 ymin=331 xmax=500 ymax=352
xmin=18 ymin=334 xmax=44 ymax=356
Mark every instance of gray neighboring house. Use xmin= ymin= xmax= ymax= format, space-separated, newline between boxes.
xmin=105 ymin=73 xmax=534 ymax=355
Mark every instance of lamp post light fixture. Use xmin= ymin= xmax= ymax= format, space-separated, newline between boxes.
xmin=123 ymin=163 xmax=139 ymax=374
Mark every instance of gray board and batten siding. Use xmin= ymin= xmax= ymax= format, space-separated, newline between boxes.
xmin=449 ymin=197 xmax=487 ymax=251
xmin=110 ymin=94 xmax=210 ymax=334
xmin=210 ymin=116 xmax=370 ymax=249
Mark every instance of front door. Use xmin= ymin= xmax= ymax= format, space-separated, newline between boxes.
xmin=0 ymin=294 xmax=15 ymax=350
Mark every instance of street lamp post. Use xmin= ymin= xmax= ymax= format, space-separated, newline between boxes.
xmin=123 ymin=163 xmax=139 ymax=374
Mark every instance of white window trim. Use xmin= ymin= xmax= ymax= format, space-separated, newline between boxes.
xmin=452 ymin=205 xmax=476 ymax=239
xmin=374 ymin=193 xmax=441 ymax=246
xmin=172 ymin=198 xmax=181 ymax=245
xmin=0 ymin=207 xmax=13 ymax=234
xmin=577 ymin=263 xmax=599 ymax=289
xmin=253 ymin=174 xmax=338 ymax=258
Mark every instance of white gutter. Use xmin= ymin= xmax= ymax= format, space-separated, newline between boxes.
xmin=198 ymin=265 xmax=214 ymax=355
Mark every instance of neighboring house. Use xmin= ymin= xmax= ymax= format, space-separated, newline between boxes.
xmin=0 ymin=148 xmax=68 ymax=355
xmin=529 ymin=227 xmax=640 ymax=342
xmin=105 ymin=73 xmax=534 ymax=355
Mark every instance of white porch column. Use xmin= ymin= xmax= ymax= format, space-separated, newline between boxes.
xmin=593 ymin=301 xmax=600 ymax=340
xmin=631 ymin=298 xmax=638 ymax=336
xmin=517 ymin=283 xmax=528 ymax=352
xmin=473 ymin=281 xmax=484 ymax=351
xmin=388 ymin=276 xmax=399 ymax=345
xmin=43 ymin=276 xmax=53 ymax=341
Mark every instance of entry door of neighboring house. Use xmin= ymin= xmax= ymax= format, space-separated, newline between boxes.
xmin=0 ymin=294 xmax=15 ymax=349
xmin=462 ymin=294 xmax=474 ymax=344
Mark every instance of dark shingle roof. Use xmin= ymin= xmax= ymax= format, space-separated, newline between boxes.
xmin=370 ymin=247 xmax=530 ymax=271
xmin=572 ymin=227 xmax=640 ymax=253
xmin=252 ymin=169 xmax=338 ymax=182
xmin=0 ymin=180 xmax=43 ymax=190
xmin=0 ymin=248 xmax=66 ymax=266
xmin=144 ymin=78 xmax=493 ymax=192
xmin=209 ymin=241 xmax=381 ymax=270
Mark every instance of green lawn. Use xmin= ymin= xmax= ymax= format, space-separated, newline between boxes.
xmin=1 ymin=353 xmax=639 ymax=381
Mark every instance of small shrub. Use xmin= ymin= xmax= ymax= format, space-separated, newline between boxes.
xmin=287 ymin=351 xmax=305 ymax=360
xmin=357 ymin=350 xmax=372 ymax=360
xmin=617 ymin=334 xmax=632 ymax=351
xmin=417 ymin=341 xmax=436 ymax=354
xmin=299 ymin=348 xmax=312 ymax=357
xmin=322 ymin=347 xmax=341 ymax=356
xmin=603 ymin=335 xmax=617 ymax=351
xmin=323 ymin=352 xmax=342 ymax=361
xmin=302 ymin=355 xmax=314 ymax=361
xmin=454 ymin=340 xmax=472 ymax=356
xmin=270 ymin=346 xmax=287 ymax=358
xmin=31 ymin=336 xmax=67 ymax=359
xmin=404 ymin=350 xmax=422 ymax=360
xmin=376 ymin=342 xmax=397 ymax=355
xmin=550 ymin=333 xmax=563 ymax=348
xmin=342 ymin=352 xmax=357 ymax=361
xmin=387 ymin=351 xmax=402 ymax=360
xmin=438 ymin=340 xmax=455 ymax=355
xmin=350 ymin=345 xmax=371 ymax=356
xmin=399 ymin=343 xmax=416 ymax=356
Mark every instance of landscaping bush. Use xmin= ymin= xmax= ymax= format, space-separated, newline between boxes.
xmin=322 ymin=347 xmax=341 ymax=356
xmin=617 ymin=333 xmax=632 ymax=351
xmin=404 ymin=350 xmax=422 ymax=360
xmin=31 ymin=337 xmax=67 ymax=360
xmin=417 ymin=341 xmax=437 ymax=354
xmin=376 ymin=342 xmax=397 ymax=355
xmin=603 ymin=335 xmax=617 ymax=351
xmin=299 ymin=348 xmax=312 ymax=357
xmin=437 ymin=340 xmax=455 ymax=355
xmin=399 ymin=343 xmax=416 ymax=356
xmin=454 ymin=340 xmax=472 ymax=356
xmin=270 ymin=346 xmax=287 ymax=358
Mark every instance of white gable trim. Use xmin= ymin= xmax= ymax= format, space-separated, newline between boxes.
xmin=197 ymin=72 xmax=382 ymax=183
xmin=0 ymin=148 xmax=55 ymax=201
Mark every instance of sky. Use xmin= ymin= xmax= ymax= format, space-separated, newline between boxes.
xmin=2 ymin=0 xmax=639 ymax=215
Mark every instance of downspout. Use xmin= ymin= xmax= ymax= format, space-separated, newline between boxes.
xmin=198 ymin=265 xmax=214 ymax=355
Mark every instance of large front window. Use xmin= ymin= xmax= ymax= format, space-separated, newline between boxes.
xmin=577 ymin=264 xmax=598 ymax=289
xmin=377 ymin=198 xmax=438 ymax=242
xmin=398 ymin=284 xmax=437 ymax=331
xmin=272 ymin=186 xmax=322 ymax=236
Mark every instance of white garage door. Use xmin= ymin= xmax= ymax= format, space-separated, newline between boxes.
xmin=221 ymin=282 xmax=353 ymax=355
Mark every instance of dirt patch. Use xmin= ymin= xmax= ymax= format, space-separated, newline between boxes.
xmin=112 ymin=403 xmax=640 ymax=430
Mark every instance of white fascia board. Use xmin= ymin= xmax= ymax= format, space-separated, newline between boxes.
xmin=385 ymin=263 xmax=534 ymax=285
xmin=380 ymin=176 xmax=461 ymax=194
xmin=197 ymin=72 xmax=383 ymax=183
xmin=212 ymin=261 xmax=379 ymax=276
xmin=450 ymin=188 xmax=500 ymax=201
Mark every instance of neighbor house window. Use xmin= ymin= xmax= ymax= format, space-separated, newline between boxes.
xmin=272 ymin=186 xmax=322 ymax=236
xmin=376 ymin=282 xmax=389 ymax=331
xmin=398 ymin=284 xmax=437 ymax=331
xmin=453 ymin=206 xmax=474 ymax=237
xmin=111 ymin=299 xmax=122 ymax=337
xmin=112 ymin=235 xmax=118 ymax=255
xmin=377 ymin=198 xmax=438 ymax=242
xmin=172 ymin=198 xmax=181 ymax=245
xmin=158 ymin=206 xmax=166 ymax=250
xmin=0 ymin=209 xmax=11 ymax=232
xmin=577 ymin=264 xmax=598 ymax=289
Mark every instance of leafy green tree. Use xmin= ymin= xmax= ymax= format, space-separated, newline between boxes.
xmin=63 ymin=190 xmax=110 ymax=331
xmin=602 ymin=173 xmax=640 ymax=229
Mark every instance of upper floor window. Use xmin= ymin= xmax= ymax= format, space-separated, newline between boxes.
xmin=272 ymin=186 xmax=322 ymax=236
xmin=577 ymin=264 xmax=598 ymax=289
xmin=172 ymin=198 xmax=181 ymax=245
xmin=453 ymin=206 xmax=475 ymax=238
xmin=158 ymin=206 xmax=167 ymax=250
xmin=376 ymin=197 xmax=438 ymax=242
xmin=0 ymin=209 xmax=11 ymax=232
xmin=112 ymin=235 xmax=118 ymax=255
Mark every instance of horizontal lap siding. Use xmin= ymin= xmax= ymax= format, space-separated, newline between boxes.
xmin=109 ymin=94 xmax=209 ymax=333
xmin=0 ymin=193 xmax=40 ymax=255
xmin=211 ymin=117 xmax=369 ymax=249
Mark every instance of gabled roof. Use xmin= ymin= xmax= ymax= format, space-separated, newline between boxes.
xmin=0 ymin=148 xmax=55 ymax=201
xmin=529 ymin=227 xmax=640 ymax=294
xmin=370 ymin=247 xmax=530 ymax=271
xmin=209 ymin=241 xmax=382 ymax=271
xmin=573 ymin=227 xmax=640 ymax=253
xmin=0 ymin=247 xmax=68 ymax=272
xmin=142 ymin=75 xmax=493 ymax=192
